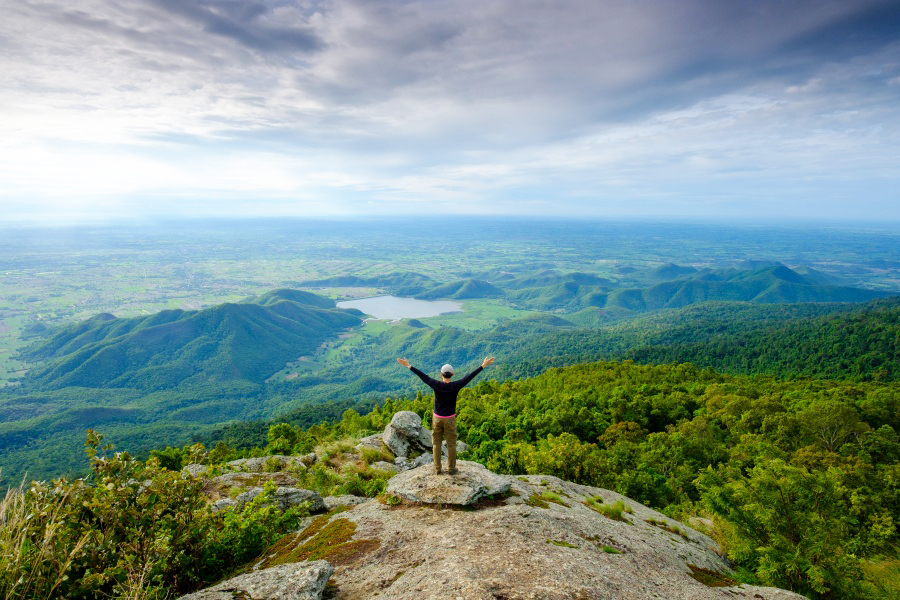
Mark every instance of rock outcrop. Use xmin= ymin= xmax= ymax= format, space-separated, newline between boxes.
xmin=182 ymin=463 xmax=207 ymax=478
xmin=224 ymin=454 xmax=316 ymax=473
xmin=249 ymin=468 xmax=806 ymax=600
xmin=354 ymin=433 xmax=384 ymax=452
xmin=178 ymin=561 xmax=332 ymax=600
xmin=387 ymin=460 xmax=511 ymax=505
xmin=323 ymin=495 xmax=369 ymax=511
xmin=382 ymin=411 xmax=433 ymax=458
xmin=211 ymin=470 xmax=301 ymax=491
xmin=235 ymin=486 xmax=326 ymax=513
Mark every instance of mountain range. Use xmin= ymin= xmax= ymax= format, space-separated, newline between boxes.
xmin=310 ymin=263 xmax=892 ymax=314
xmin=22 ymin=289 xmax=361 ymax=391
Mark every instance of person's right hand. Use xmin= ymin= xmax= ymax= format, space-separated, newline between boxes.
xmin=397 ymin=358 xmax=410 ymax=368
xmin=482 ymin=357 xmax=495 ymax=368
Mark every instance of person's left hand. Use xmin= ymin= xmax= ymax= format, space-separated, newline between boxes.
xmin=482 ymin=356 xmax=495 ymax=368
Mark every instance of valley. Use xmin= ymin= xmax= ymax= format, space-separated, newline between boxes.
xmin=1 ymin=218 xmax=900 ymax=485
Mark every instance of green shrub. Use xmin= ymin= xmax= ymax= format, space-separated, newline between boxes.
xmin=0 ymin=431 xmax=308 ymax=600
xmin=540 ymin=490 xmax=570 ymax=507
xmin=584 ymin=497 xmax=632 ymax=523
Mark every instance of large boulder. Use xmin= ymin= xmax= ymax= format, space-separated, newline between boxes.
xmin=235 ymin=486 xmax=326 ymax=513
xmin=178 ymin=561 xmax=332 ymax=600
xmin=386 ymin=460 xmax=511 ymax=505
xmin=393 ymin=441 xmax=471 ymax=471
xmin=382 ymin=411 xmax=432 ymax=458
xmin=297 ymin=469 xmax=807 ymax=600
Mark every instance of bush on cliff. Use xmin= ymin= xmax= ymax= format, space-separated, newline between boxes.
xmin=0 ymin=431 xmax=308 ymax=600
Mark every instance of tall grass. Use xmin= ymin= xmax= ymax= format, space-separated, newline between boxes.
xmin=0 ymin=481 xmax=91 ymax=599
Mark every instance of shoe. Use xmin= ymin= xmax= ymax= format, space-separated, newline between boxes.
xmin=434 ymin=467 xmax=443 ymax=475
xmin=448 ymin=468 xmax=457 ymax=475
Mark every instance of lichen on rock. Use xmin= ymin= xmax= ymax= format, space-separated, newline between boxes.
xmin=177 ymin=561 xmax=333 ymax=600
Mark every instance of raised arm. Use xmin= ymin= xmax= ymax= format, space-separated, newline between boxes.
xmin=399 ymin=358 xmax=439 ymax=387
xmin=457 ymin=357 xmax=495 ymax=387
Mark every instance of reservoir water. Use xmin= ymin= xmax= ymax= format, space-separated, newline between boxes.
xmin=337 ymin=295 xmax=462 ymax=320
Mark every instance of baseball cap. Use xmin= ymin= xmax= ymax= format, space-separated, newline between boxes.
xmin=441 ymin=364 xmax=454 ymax=375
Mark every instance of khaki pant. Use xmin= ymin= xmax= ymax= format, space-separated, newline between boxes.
xmin=431 ymin=415 xmax=457 ymax=472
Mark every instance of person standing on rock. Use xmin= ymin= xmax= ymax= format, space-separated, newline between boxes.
xmin=397 ymin=356 xmax=495 ymax=475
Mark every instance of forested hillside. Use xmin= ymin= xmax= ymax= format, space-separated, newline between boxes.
xmin=0 ymin=291 xmax=362 ymax=484
xmin=21 ymin=290 xmax=361 ymax=390
xmin=185 ymin=360 xmax=899 ymax=598
xmin=469 ymin=263 xmax=893 ymax=314
xmin=504 ymin=296 xmax=900 ymax=381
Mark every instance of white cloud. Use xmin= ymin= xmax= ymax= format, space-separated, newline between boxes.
xmin=0 ymin=0 xmax=898 ymax=221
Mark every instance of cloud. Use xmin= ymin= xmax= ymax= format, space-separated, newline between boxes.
xmin=1 ymin=0 xmax=898 ymax=221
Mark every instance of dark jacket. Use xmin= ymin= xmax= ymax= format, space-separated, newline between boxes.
xmin=409 ymin=365 xmax=483 ymax=417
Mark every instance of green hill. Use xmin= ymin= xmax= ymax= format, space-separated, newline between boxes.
xmin=601 ymin=264 xmax=891 ymax=312
xmin=504 ymin=271 xmax=611 ymax=290
xmin=22 ymin=291 xmax=361 ymax=391
xmin=490 ymin=264 xmax=888 ymax=314
xmin=415 ymin=278 xmax=504 ymax=299
xmin=296 ymin=272 xmax=434 ymax=295
xmin=648 ymin=263 xmax=698 ymax=280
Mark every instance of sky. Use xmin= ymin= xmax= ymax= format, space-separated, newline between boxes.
xmin=2 ymin=0 xmax=899 ymax=222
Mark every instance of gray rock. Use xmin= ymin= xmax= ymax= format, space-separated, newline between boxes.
xmin=225 ymin=454 xmax=312 ymax=473
xmin=236 ymin=486 xmax=326 ymax=513
xmin=225 ymin=457 xmax=273 ymax=472
xmin=177 ymin=561 xmax=333 ymax=600
xmin=323 ymin=495 xmax=369 ymax=510
xmin=394 ymin=442 xmax=468 ymax=471
xmin=394 ymin=453 xmax=434 ymax=471
xmin=211 ymin=471 xmax=299 ymax=490
xmin=444 ymin=439 xmax=469 ymax=455
xmin=210 ymin=498 xmax=237 ymax=513
xmin=386 ymin=460 xmax=511 ymax=505
xmin=355 ymin=433 xmax=385 ymax=452
xmin=371 ymin=460 xmax=399 ymax=473
xmin=308 ymin=466 xmax=806 ymax=600
xmin=181 ymin=463 xmax=207 ymax=478
xmin=382 ymin=411 xmax=432 ymax=458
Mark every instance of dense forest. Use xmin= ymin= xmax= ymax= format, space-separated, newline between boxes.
xmin=173 ymin=361 xmax=900 ymax=598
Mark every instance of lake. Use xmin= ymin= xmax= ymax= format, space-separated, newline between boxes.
xmin=337 ymin=295 xmax=462 ymax=320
